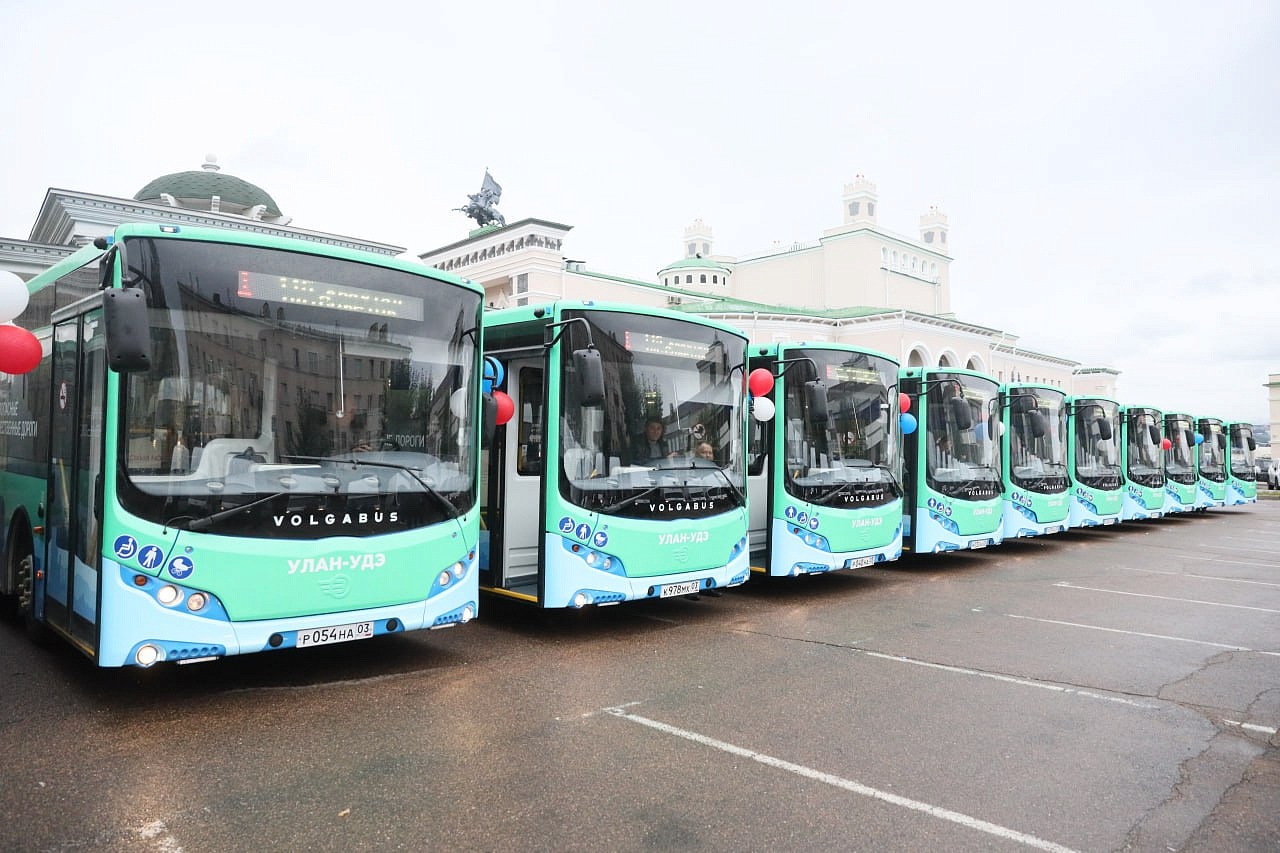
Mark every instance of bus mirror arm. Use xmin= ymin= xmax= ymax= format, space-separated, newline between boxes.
xmin=103 ymin=287 xmax=152 ymax=373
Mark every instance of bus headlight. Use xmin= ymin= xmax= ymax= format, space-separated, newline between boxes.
xmin=136 ymin=644 xmax=163 ymax=667
xmin=572 ymin=592 xmax=589 ymax=608
xmin=438 ymin=570 xmax=452 ymax=587
xmin=157 ymin=585 xmax=182 ymax=606
xmin=461 ymin=605 xmax=475 ymax=623
xmin=186 ymin=592 xmax=208 ymax=612
xmin=451 ymin=561 xmax=465 ymax=579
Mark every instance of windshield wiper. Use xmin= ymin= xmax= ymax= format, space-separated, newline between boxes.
xmin=597 ymin=484 xmax=668 ymax=515
xmin=177 ymin=490 xmax=293 ymax=532
xmin=277 ymin=454 xmax=461 ymax=519
xmin=651 ymin=461 xmax=746 ymax=507
xmin=813 ymin=468 xmax=901 ymax=505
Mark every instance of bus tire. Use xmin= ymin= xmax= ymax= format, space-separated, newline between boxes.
xmin=5 ymin=527 xmax=48 ymax=643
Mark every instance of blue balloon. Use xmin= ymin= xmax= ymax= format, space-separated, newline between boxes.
xmin=483 ymin=356 xmax=505 ymax=387
xmin=900 ymin=412 xmax=918 ymax=435
xmin=482 ymin=378 xmax=493 ymax=394
xmin=1194 ymin=433 xmax=1204 ymax=445
xmin=974 ymin=421 xmax=986 ymax=441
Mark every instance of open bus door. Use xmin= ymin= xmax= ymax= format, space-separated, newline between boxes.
xmin=42 ymin=311 xmax=107 ymax=657
xmin=481 ymin=355 xmax=545 ymax=602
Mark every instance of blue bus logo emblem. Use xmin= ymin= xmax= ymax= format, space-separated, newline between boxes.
xmin=113 ymin=535 xmax=138 ymax=560
xmin=168 ymin=556 xmax=195 ymax=580
xmin=137 ymin=545 xmax=165 ymax=570
xmin=575 ymin=523 xmax=591 ymax=540
xmin=559 ymin=516 xmax=576 ymax=534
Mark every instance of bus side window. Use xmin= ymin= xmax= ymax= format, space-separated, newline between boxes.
xmin=747 ymin=415 xmax=769 ymax=476
xmin=516 ymin=367 xmax=543 ymax=475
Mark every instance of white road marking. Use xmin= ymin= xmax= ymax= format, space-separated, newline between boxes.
xmin=1223 ymin=719 xmax=1279 ymax=736
xmin=1121 ymin=566 xmax=1280 ymax=588
xmin=858 ymin=650 xmax=1156 ymax=707
xmin=1053 ymin=581 xmax=1280 ymax=614
xmin=604 ymin=706 xmax=1081 ymax=853
xmin=1006 ymin=614 xmax=1280 ymax=657
xmin=1182 ymin=555 xmax=1278 ymax=569
xmin=137 ymin=820 xmax=184 ymax=853
xmin=1197 ymin=543 xmax=1280 ymax=557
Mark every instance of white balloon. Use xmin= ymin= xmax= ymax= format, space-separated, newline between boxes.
xmin=449 ymin=387 xmax=469 ymax=418
xmin=751 ymin=396 xmax=775 ymax=422
xmin=0 ymin=270 xmax=28 ymax=324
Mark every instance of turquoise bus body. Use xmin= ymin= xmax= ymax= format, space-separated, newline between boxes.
xmin=998 ymin=383 xmax=1070 ymax=538
xmin=1120 ymin=405 xmax=1165 ymax=520
xmin=479 ymin=301 xmax=751 ymax=608
xmin=0 ymin=224 xmax=484 ymax=667
xmin=1194 ymin=417 xmax=1228 ymax=509
xmin=1064 ymin=395 xmax=1124 ymax=527
xmin=747 ymin=342 xmax=903 ymax=577
xmin=899 ymin=367 xmax=1003 ymax=553
xmin=1225 ymin=421 xmax=1259 ymax=505
xmin=1161 ymin=412 xmax=1198 ymax=514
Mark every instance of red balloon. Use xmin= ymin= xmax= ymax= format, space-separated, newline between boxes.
xmin=899 ymin=392 xmax=911 ymax=414
xmin=492 ymin=390 xmax=515 ymax=426
xmin=748 ymin=367 xmax=774 ymax=397
xmin=1160 ymin=437 xmax=1172 ymax=451
xmin=0 ymin=324 xmax=41 ymax=374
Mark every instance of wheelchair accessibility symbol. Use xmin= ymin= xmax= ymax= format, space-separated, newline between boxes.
xmin=112 ymin=535 xmax=139 ymax=560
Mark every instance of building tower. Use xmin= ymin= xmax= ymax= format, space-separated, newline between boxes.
xmin=842 ymin=174 xmax=878 ymax=226
xmin=684 ymin=219 xmax=714 ymax=258
xmin=920 ymin=205 xmax=949 ymax=253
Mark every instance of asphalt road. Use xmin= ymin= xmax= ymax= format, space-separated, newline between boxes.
xmin=2 ymin=503 xmax=1277 ymax=852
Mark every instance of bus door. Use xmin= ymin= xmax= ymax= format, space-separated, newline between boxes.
xmin=484 ymin=356 xmax=545 ymax=599
xmin=44 ymin=311 xmax=106 ymax=655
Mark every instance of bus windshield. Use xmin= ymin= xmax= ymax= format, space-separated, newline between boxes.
xmin=1127 ymin=409 xmax=1163 ymax=487
xmin=1164 ymin=416 xmax=1196 ymax=484
xmin=1229 ymin=424 xmax=1256 ymax=477
xmin=1074 ymin=399 xmax=1121 ymax=489
xmin=925 ymin=372 xmax=1001 ymax=500
xmin=1007 ymin=388 xmax=1068 ymax=493
xmin=783 ymin=349 xmax=901 ymax=506
xmin=116 ymin=237 xmax=481 ymax=538
xmin=557 ymin=309 xmax=746 ymax=519
xmin=1198 ymin=420 xmax=1226 ymax=479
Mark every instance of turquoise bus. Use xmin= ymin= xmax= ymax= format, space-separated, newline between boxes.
xmin=1120 ymin=405 xmax=1165 ymax=520
xmin=899 ymin=367 xmax=1002 ymax=553
xmin=1065 ymin=395 xmax=1123 ymax=527
xmin=1225 ymin=421 xmax=1259 ymax=505
xmin=998 ymin=383 xmax=1069 ymax=538
xmin=479 ymin=301 xmax=751 ymax=607
xmin=0 ymin=224 xmax=484 ymax=667
xmin=746 ymin=342 xmax=902 ymax=577
xmin=1195 ymin=416 xmax=1228 ymax=509
xmin=1161 ymin=412 xmax=1198 ymax=514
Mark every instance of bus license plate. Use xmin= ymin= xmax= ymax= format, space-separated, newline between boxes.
xmin=846 ymin=556 xmax=876 ymax=569
xmin=660 ymin=580 xmax=701 ymax=598
xmin=296 ymin=621 xmax=374 ymax=648
xmin=969 ymin=539 xmax=989 ymax=550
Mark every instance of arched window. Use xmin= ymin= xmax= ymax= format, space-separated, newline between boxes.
xmin=907 ymin=348 xmax=926 ymax=368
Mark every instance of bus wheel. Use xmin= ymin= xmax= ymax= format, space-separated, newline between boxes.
xmin=6 ymin=535 xmax=47 ymax=642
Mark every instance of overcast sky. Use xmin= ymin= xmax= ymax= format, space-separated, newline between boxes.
xmin=2 ymin=0 xmax=1276 ymax=423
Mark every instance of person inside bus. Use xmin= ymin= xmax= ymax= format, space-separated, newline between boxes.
xmin=633 ymin=418 xmax=674 ymax=463
xmin=694 ymin=441 xmax=716 ymax=462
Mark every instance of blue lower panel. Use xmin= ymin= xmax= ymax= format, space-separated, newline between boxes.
xmin=98 ymin=559 xmax=478 ymax=668
xmin=764 ymin=517 xmax=901 ymax=577
xmin=913 ymin=508 xmax=1001 ymax=553
xmin=542 ymin=533 xmax=750 ymax=608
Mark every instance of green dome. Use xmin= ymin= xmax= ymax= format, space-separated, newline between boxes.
xmin=135 ymin=160 xmax=281 ymax=217
xmin=660 ymin=255 xmax=730 ymax=274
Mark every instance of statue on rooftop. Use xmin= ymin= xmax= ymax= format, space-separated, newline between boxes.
xmin=456 ymin=170 xmax=506 ymax=228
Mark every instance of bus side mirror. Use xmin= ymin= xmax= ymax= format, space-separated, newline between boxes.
xmin=1095 ymin=418 xmax=1113 ymax=441
xmin=792 ymin=359 xmax=818 ymax=384
xmin=804 ymin=381 xmax=829 ymax=423
xmin=573 ymin=348 xmax=604 ymax=407
xmin=103 ymin=287 xmax=151 ymax=373
xmin=1217 ymin=433 xmax=1227 ymax=451
xmin=949 ymin=396 xmax=973 ymax=429
xmin=1248 ymin=437 xmax=1257 ymax=451
xmin=481 ymin=394 xmax=497 ymax=446
xmin=1148 ymin=424 xmax=1161 ymax=445
xmin=1184 ymin=429 xmax=1195 ymax=448
xmin=1028 ymin=412 xmax=1047 ymax=439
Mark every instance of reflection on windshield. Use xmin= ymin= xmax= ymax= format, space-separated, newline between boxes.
xmin=1074 ymin=399 xmax=1121 ymax=489
xmin=1006 ymin=388 xmax=1068 ymax=493
xmin=925 ymin=373 xmax=1001 ymax=500
xmin=1198 ymin=420 xmax=1226 ymax=480
xmin=1164 ymin=416 xmax=1196 ymax=484
xmin=116 ymin=237 xmax=481 ymax=537
xmin=1229 ymin=424 xmax=1256 ymax=477
xmin=783 ymin=349 xmax=901 ymax=507
xmin=556 ymin=310 xmax=746 ymax=519
xmin=1126 ymin=410 xmax=1164 ymax=488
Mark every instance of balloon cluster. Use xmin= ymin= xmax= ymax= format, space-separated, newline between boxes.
xmin=483 ymin=356 xmax=514 ymax=425
xmin=0 ymin=271 xmax=38 ymax=375
xmin=747 ymin=368 xmax=775 ymax=421
xmin=899 ymin=392 xmax=916 ymax=435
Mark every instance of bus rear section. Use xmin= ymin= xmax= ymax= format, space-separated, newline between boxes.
xmin=747 ymin=343 xmax=902 ymax=578
xmin=899 ymin=368 xmax=1002 ymax=553
xmin=480 ymin=302 xmax=750 ymax=608
xmin=1195 ymin=417 xmax=1228 ymax=509
xmin=1120 ymin=405 xmax=1165 ymax=520
xmin=0 ymin=224 xmax=484 ymax=667
xmin=1225 ymin=421 xmax=1259 ymax=505
xmin=998 ymin=384 xmax=1069 ymax=538
xmin=1161 ymin=413 xmax=1198 ymax=514
xmin=1065 ymin=396 xmax=1123 ymax=527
